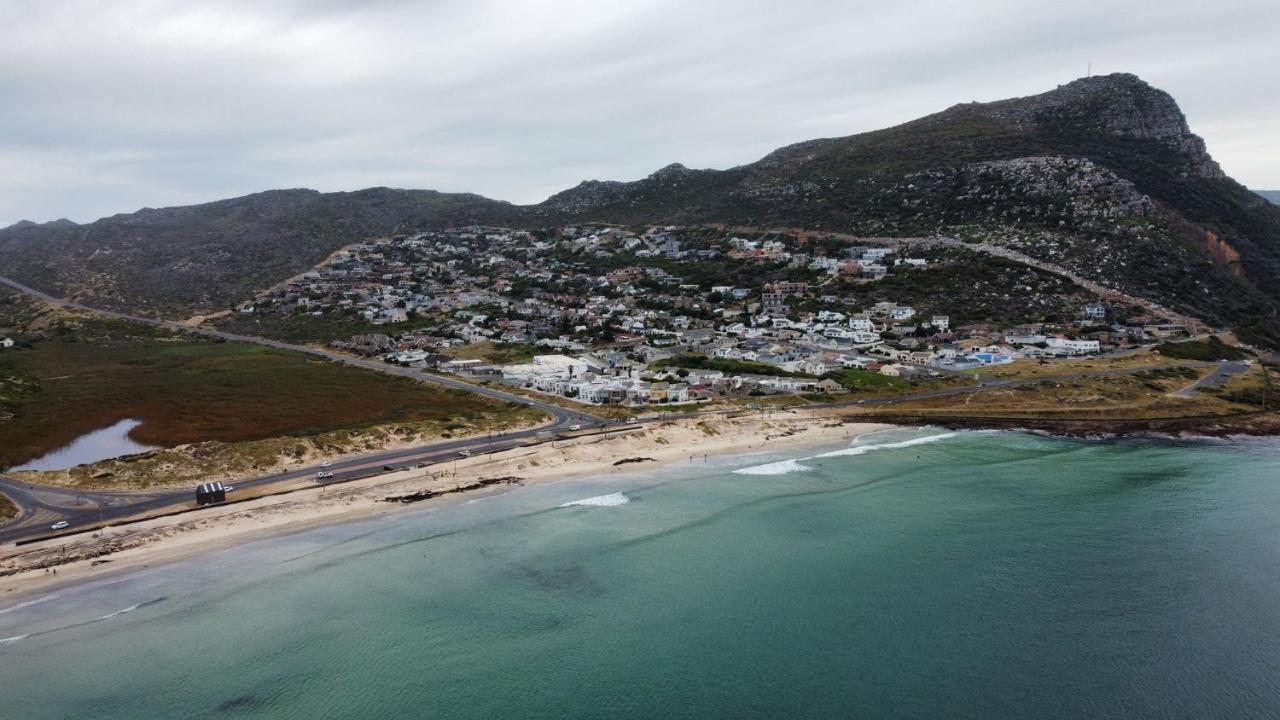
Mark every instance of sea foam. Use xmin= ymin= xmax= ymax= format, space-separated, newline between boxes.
xmin=560 ymin=492 xmax=630 ymax=508
xmin=813 ymin=432 xmax=958 ymax=458
xmin=733 ymin=458 xmax=812 ymax=476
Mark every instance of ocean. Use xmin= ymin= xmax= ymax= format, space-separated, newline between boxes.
xmin=3 ymin=427 xmax=1280 ymax=719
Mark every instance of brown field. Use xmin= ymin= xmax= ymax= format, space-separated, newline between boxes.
xmin=0 ymin=493 xmax=15 ymax=522
xmin=0 ymin=332 xmax=545 ymax=470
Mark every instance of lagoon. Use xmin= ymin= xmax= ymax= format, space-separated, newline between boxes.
xmin=10 ymin=418 xmax=157 ymax=472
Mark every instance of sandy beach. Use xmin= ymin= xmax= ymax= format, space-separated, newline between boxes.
xmin=0 ymin=411 xmax=890 ymax=601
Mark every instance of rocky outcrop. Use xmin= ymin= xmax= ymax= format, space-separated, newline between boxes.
xmin=982 ymin=73 xmax=1224 ymax=179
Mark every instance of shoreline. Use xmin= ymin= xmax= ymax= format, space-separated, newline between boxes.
xmin=858 ymin=410 xmax=1280 ymax=438
xmin=0 ymin=412 xmax=892 ymax=603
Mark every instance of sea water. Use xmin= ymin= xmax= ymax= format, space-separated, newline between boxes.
xmin=3 ymin=428 xmax=1280 ymax=718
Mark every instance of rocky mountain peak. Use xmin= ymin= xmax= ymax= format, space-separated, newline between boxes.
xmin=986 ymin=73 xmax=1223 ymax=178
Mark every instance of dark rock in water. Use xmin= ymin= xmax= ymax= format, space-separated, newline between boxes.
xmin=217 ymin=694 xmax=261 ymax=712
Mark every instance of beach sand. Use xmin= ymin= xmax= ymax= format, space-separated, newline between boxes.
xmin=0 ymin=411 xmax=890 ymax=600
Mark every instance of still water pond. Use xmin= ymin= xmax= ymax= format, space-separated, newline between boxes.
xmin=11 ymin=418 xmax=157 ymax=472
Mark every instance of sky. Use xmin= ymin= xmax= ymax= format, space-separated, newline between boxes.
xmin=0 ymin=0 xmax=1277 ymax=227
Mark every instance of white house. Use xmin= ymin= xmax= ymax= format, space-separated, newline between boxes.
xmin=1046 ymin=338 xmax=1101 ymax=355
xmin=0 ymin=337 xmax=13 ymax=349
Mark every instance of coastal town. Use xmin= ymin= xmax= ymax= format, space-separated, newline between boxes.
xmin=230 ymin=224 xmax=1189 ymax=408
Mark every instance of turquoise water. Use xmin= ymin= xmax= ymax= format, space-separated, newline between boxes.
xmin=4 ymin=428 xmax=1280 ymax=718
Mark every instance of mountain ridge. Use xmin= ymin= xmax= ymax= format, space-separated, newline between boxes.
xmin=3 ymin=73 xmax=1279 ymax=344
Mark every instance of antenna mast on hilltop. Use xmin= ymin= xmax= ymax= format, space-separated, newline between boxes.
xmin=1088 ymin=61 xmax=1092 ymax=77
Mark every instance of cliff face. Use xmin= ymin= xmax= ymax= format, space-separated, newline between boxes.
xmin=981 ymin=74 xmax=1224 ymax=178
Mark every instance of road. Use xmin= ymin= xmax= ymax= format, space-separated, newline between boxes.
xmin=1172 ymin=361 xmax=1252 ymax=398
xmin=0 ymin=274 xmax=600 ymax=545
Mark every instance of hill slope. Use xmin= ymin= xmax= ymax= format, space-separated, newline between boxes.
xmin=2 ymin=73 xmax=1279 ymax=343
xmin=1258 ymin=191 xmax=1280 ymax=205
xmin=0 ymin=188 xmax=521 ymax=314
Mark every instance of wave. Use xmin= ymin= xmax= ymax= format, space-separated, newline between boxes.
xmin=0 ymin=593 xmax=61 ymax=617
xmin=0 ymin=596 xmax=168 ymax=647
xmin=814 ymin=432 xmax=959 ymax=458
xmin=560 ymin=492 xmax=630 ymax=508
xmin=733 ymin=459 xmax=812 ymax=476
xmin=733 ymin=431 xmax=961 ymax=476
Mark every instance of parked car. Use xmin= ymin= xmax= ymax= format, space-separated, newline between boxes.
xmin=50 ymin=521 xmax=70 ymax=531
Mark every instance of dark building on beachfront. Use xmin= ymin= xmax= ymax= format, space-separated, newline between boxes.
xmin=196 ymin=482 xmax=227 ymax=506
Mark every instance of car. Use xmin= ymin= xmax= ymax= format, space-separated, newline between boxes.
xmin=316 ymin=471 xmax=334 ymax=479
xmin=50 ymin=521 xmax=70 ymax=530
xmin=627 ymin=417 xmax=639 ymax=423
xmin=568 ymin=424 xmax=582 ymax=431
xmin=223 ymin=485 xmax=234 ymax=492
xmin=382 ymin=465 xmax=395 ymax=471
xmin=458 ymin=450 xmax=472 ymax=458
xmin=320 ymin=461 xmax=333 ymax=468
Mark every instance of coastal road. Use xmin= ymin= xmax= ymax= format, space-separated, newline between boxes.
xmin=0 ymin=415 xmax=605 ymax=544
xmin=0 ymin=274 xmax=602 ymax=544
xmin=1172 ymin=361 xmax=1252 ymax=398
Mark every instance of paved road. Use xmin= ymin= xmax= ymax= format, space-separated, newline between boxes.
xmin=1172 ymin=361 xmax=1252 ymax=398
xmin=0 ymin=274 xmax=600 ymax=544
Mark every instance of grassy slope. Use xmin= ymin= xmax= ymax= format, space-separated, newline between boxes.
xmin=0 ymin=323 xmax=540 ymax=470
xmin=0 ymin=492 xmax=15 ymax=522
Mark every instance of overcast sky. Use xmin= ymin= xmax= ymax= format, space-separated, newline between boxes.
xmin=1 ymin=0 xmax=1276 ymax=227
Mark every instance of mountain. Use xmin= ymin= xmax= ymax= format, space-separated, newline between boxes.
xmin=1258 ymin=191 xmax=1280 ymax=205
xmin=0 ymin=188 xmax=521 ymax=314
xmin=3 ymin=73 xmax=1280 ymax=344
xmin=534 ymin=74 xmax=1280 ymax=345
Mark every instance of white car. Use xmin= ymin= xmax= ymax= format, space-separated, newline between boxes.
xmin=316 ymin=471 xmax=334 ymax=479
xmin=458 ymin=450 xmax=472 ymax=458
xmin=50 ymin=521 xmax=69 ymax=531
xmin=320 ymin=461 xmax=333 ymax=468
xmin=568 ymin=424 xmax=582 ymax=431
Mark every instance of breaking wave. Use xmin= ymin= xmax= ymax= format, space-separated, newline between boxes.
xmin=561 ymin=492 xmax=630 ymax=508
xmin=814 ymin=432 xmax=959 ymax=458
xmin=733 ymin=459 xmax=812 ymax=476
xmin=0 ymin=596 xmax=167 ymax=647
xmin=734 ymin=431 xmax=962 ymax=475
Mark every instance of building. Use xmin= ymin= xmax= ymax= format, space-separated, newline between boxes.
xmin=0 ymin=337 xmax=13 ymax=349
xmin=1046 ymin=338 xmax=1101 ymax=355
xmin=196 ymin=482 xmax=227 ymax=506
xmin=1083 ymin=303 xmax=1107 ymax=321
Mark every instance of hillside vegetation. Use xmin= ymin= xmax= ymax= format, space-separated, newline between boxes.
xmin=0 ymin=312 xmax=542 ymax=471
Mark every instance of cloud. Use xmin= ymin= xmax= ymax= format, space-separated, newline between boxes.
xmin=0 ymin=0 xmax=1276 ymax=226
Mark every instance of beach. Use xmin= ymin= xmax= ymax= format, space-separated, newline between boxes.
xmin=0 ymin=411 xmax=889 ymax=600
